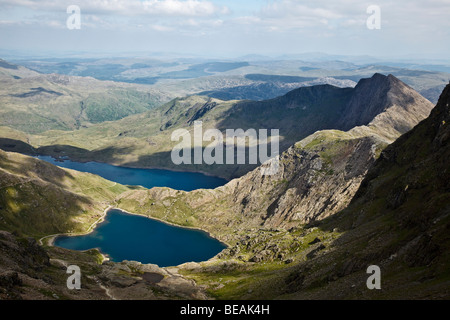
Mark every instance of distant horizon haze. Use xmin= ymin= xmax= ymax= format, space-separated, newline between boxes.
xmin=0 ymin=0 xmax=449 ymax=61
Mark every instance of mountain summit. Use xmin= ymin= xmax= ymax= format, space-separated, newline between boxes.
xmin=339 ymin=73 xmax=433 ymax=140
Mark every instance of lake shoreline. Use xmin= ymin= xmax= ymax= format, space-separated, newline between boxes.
xmin=46 ymin=206 xmax=228 ymax=266
xmin=34 ymin=153 xmax=230 ymax=266
xmin=40 ymin=205 xmax=113 ymax=263
xmin=114 ymin=207 xmax=230 ymax=249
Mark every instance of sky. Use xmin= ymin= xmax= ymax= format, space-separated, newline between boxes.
xmin=0 ymin=0 xmax=449 ymax=60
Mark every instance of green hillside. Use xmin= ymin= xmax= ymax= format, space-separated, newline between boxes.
xmin=0 ymin=150 xmax=130 ymax=237
xmin=0 ymin=61 xmax=174 ymax=134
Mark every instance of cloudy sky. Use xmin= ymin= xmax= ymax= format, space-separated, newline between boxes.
xmin=0 ymin=0 xmax=449 ymax=59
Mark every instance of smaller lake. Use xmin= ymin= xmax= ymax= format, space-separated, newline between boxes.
xmin=35 ymin=155 xmax=227 ymax=191
xmin=54 ymin=209 xmax=227 ymax=267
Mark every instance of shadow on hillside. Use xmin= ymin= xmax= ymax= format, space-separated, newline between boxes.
xmin=0 ymin=138 xmax=136 ymax=170
xmin=36 ymin=144 xmax=136 ymax=164
xmin=1 ymin=153 xmax=77 ymax=189
xmin=0 ymin=138 xmax=37 ymax=155
xmin=0 ymin=152 xmax=97 ymax=237
xmin=214 ymin=85 xmax=354 ymax=139
xmin=0 ymin=140 xmax=139 ymax=237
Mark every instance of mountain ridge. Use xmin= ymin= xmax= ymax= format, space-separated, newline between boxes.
xmin=277 ymin=81 xmax=450 ymax=299
xmin=0 ymin=61 xmax=175 ymax=133
xmin=113 ymin=76 xmax=435 ymax=239
xmin=3 ymin=73 xmax=433 ymax=180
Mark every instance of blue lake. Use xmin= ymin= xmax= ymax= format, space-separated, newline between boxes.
xmin=36 ymin=155 xmax=229 ymax=266
xmin=35 ymin=155 xmax=227 ymax=191
xmin=54 ymin=209 xmax=227 ymax=267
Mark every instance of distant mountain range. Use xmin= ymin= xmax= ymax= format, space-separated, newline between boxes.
xmin=6 ymin=56 xmax=450 ymax=104
xmin=0 ymin=59 xmax=173 ymax=133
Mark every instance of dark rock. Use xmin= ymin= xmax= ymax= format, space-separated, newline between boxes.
xmin=0 ymin=271 xmax=22 ymax=288
xmin=308 ymin=237 xmax=321 ymax=245
xmin=400 ymin=234 xmax=441 ymax=267
xmin=249 ymin=254 xmax=263 ymax=263
xmin=306 ymin=243 xmax=326 ymax=259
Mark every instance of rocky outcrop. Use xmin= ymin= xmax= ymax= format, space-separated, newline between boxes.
xmin=0 ymin=231 xmax=50 ymax=272
xmin=188 ymin=100 xmax=218 ymax=125
xmin=338 ymin=74 xmax=431 ymax=131
xmin=220 ymin=134 xmax=383 ymax=228
xmin=280 ymin=83 xmax=450 ymax=300
xmin=98 ymin=260 xmax=208 ymax=300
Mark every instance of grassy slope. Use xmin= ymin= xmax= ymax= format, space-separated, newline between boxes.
xmin=0 ymin=149 xmax=130 ymax=238
xmin=0 ymin=62 xmax=174 ymax=134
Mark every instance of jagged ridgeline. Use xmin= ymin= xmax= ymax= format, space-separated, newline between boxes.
xmin=1 ymin=73 xmax=433 ymax=180
xmin=278 ymin=82 xmax=450 ymax=299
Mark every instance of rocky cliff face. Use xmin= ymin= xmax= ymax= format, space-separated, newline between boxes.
xmin=223 ymin=134 xmax=383 ymax=228
xmin=280 ymin=82 xmax=450 ymax=299
xmin=214 ymin=74 xmax=433 ymax=229
xmin=117 ymin=74 xmax=434 ymax=238
xmin=344 ymin=74 xmax=434 ymax=142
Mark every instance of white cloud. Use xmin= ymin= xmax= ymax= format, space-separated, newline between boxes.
xmin=0 ymin=0 xmax=449 ymax=57
xmin=0 ymin=0 xmax=228 ymax=17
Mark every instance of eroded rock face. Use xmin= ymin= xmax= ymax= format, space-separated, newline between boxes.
xmin=281 ymin=84 xmax=450 ymax=300
xmin=222 ymin=135 xmax=381 ymax=228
